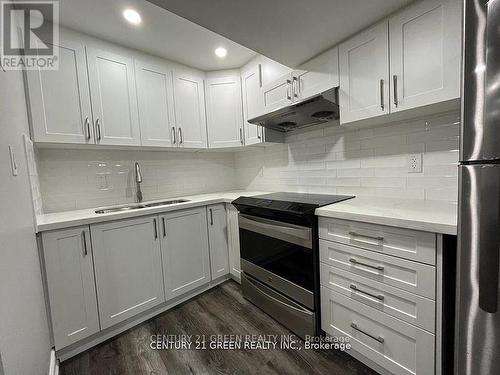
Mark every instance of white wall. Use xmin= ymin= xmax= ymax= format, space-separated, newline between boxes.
xmin=38 ymin=149 xmax=236 ymax=212
xmin=235 ymin=111 xmax=460 ymax=202
xmin=0 ymin=70 xmax=51 ymax=373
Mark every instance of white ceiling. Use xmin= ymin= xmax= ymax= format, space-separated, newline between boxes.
xmin=57 ymin=0 xmax=257 ymax=71
xmin=147 ymin=0 xmax=414 ymax=67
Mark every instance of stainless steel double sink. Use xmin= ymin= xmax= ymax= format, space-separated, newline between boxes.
xmin=95 ymin=199 xmax=190 ymax=214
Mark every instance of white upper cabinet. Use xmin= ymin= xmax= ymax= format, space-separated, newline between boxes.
xmin=160 ymin=207 xmax=211 ymax=299
xmin=42 ymin=226 xmax=100 ymax=349
xmin=91 ymin=216 xmax=165 ymax=329
xmin=135 ymin=60 xmax=176 ymax=147
xmin=262 ymin=73 xmax=293 ymax=113
xmin=205 ymin=72 xmax=244 ymax=148
xmin=86 ymin=47 xmax=141 ymax=146
xmin=207 ymin=204 xmax=230 ymax=279
xmin=295 ymin=47 xmax=339 ymax=100
xmin=27 ymin=34 xmax=94 ymax=144
xmin=173 ymin=70 xmax=208 ymax=148
xmin=389 ymin=0 xmax=461 ymax=112
xmin=339 ymin=21 xmax=390 ymax=124
xmin=241 ymin=64 xmax=264 ymax=145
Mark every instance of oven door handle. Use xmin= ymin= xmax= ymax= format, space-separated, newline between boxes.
xmin=238 ymin=214 xmax=312 ymax=249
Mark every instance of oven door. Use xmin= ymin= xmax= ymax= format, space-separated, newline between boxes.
xmin=238 ymin=213 xmax=314 ymax=309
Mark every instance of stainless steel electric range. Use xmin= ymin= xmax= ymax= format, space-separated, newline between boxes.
xmin=232 ymin=192 xmax=354 ymax=339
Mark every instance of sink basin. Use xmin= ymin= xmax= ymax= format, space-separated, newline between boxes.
xmin=95 ymin=199 xmax=190 ymax=214
xmin=95 ymin=205 xmax=146 ymax=214
xmin=144 ymin=199 xmax=190 ymax=207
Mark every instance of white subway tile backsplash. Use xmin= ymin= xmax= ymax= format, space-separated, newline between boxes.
xmin=235 ymin=110 xmax=460 ymax=202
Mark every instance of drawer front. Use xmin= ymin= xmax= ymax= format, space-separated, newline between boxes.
xmin=321 ymin=287 xmax=435 ymax=375
xmin=320 ymin=263 xmax=435 ymax=332
xmin=319 ymin=217 xmax=436 ymax=265
xmin=320 ymin=240 xmax=436 ymax=299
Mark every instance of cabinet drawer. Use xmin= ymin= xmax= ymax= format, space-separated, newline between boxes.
xmin=319 ymin=217 xmax=436 ymax=265
xmin=320 ymin=263 xmax=435 ymax=332
xmin=320 ymin=240 xmax=435 ymax=299
xmin=321 ymin=287 xmax=435 ymax=375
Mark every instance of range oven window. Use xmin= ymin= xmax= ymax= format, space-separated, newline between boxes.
xmin=238 ymin=214 xmax=314 ymax=292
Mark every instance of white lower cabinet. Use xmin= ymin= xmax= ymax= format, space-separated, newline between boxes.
xmin=160 ymin=207 xmax=211 ymax=299
xmin=42 ymin=226 xmax=100 ymax=349
xmin=226 ymin=204 xmax=242 ymax=282
xmin=207 ymin=204 xmax=230 ymax=279
xmin=91 ymin=216 xmax=165 ymax=329
xmin=321 ymin=287 xmax=435 ymax=375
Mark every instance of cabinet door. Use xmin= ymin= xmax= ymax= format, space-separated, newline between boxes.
xmin=262 ymin=73 xmax=293 ymax=114
xmin=242 ymin=64 xmax=264 ymax=145
xmin=207 ymin=204 xmax=229 ymax=279
xmin=26 ymin=34 xmax=93 ymax=144
xmin=91 ymin=216 xmax=164 ymax=329
xmin=226 ymin=204 xmax=242 ymax=282
xmin=339 ymin=21 xmax=390 ymax=124
xmin=160 ymin=207 xmax=210 ymax=299
xmin=389 ymin=0 xmax=461 ymax=112
xmin=86 ymin=47 xmax=141 ymax=146
xmin=135 ymin=60 xmax=176 ymax=147
xmin=173 ymin=71 xmax=207 ymax=148
xmin=42 ymin=226 xmax=99 ymax=349
xmin=294 ymin=47 xmax=339 ymax=100
xmin=205 ymin=74 xmax=244 ymax=148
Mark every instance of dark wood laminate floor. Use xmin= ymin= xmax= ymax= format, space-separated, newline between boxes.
xmin=61 ymin=281 xmax=378 ymax=375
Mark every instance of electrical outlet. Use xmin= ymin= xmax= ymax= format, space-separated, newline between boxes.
xmin=408 ymin=153 xmax=423 ymax=173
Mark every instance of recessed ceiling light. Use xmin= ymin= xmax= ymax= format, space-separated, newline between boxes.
xmin=215 ymin=47 xmax=227 ymax=58
xmin=123 ymin=8 xmax=142 ymax=25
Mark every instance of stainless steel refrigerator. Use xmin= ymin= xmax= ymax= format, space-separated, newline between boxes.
xmin=456 ymin=0 xmax=500 ymax=374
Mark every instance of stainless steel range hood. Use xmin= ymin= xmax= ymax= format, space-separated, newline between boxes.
xmin=248 ymin=87 xmax=339 ymax=132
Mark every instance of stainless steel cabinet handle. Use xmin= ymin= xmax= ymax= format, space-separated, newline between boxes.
xmin=84 ymin=117 xmax=91 ymax=140
xmin=350 ymin=284 xmax=384 ymax=301
xmin=209 ymin=209 xmax=214 ymax=225
xmin=349 ymin=231 xmax=384 ymax=242
xmin=393 ymin=75 xmax=398 ymax=107
xmin=162 ymin=217 xmax=166 ymax=237
xmin=351 ymin=322 xmax=384 ymax=344
xmin=95 ymin=119 xmax=101 ymax=142
xmin=349 ymin=257 xmax=384 ymax=271
xmin=81 ymin=230 xmax=88 ymax=256
xmin=380 ymin=79 xmax=384 ymax=111
xmin=153 ymin=218 xmax=158 ymax=239
xmin=172 ymin=126 xmax=176 ymax=144
xmin=239 ymin=128 xmax=244 ymax=145
xmin=286 ymin=79 xmax=292 ymax=100
xmin=257 ymin=126 xmax=262 ymax=140
xmin=178 ymin=128 xmax=183 ymax=144
xmin=293 ymin=76 xmax=299 ymax=98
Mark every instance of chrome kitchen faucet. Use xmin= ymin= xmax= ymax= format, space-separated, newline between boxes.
xmin=134 ymin=162 xmax=143 ymax=203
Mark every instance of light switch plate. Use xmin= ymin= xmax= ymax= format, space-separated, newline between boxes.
xmin=8 ymin=145 xmax=18 ymax=176
xmin=408 ymin=153 xmax=423 ymax=173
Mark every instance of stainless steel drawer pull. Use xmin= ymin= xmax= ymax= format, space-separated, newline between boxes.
xmin=393 ymin=75 xmax=398 ymax=107
xmin=153 ymin=219 xmax=158 ymax=240
xmin=380 ymin=79 xmax=384 ymax=111
xmin=351 ymin=322 xmax=384 ymax=344
xmin=349 ymin=258 xmax=384 ymax=271
xmin=293 ymin=76 xmax=299 ymax=98
xmin=162 ymin=217 xmax=166 ymax=237
xmin=350 ymin=284 xmax=384 ymax=301
xmin=84 ymin=117 xmax=91 ymax=140
xmin=81 ymin=230 xmax=88 ymax=256
xmin=209 ymin=208 xmax=214 ymax=225
xmin=172 ymin=126 xmax=176 ymax=144
xmin=178 ymin=128 xmax=183 ymax=144
xmin=239 ymin=128 xmax=244 ymax=145
xmin=349 ymin=231 xmax=384 ymax=242
xmin=95 ymin=119 xmax=102 ymax=142
xmin=286 ymin=79 xmax=292 ymax=100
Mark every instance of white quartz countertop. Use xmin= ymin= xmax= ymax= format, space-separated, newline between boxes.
xmin=37 ymin=192 xmax=458 ymax=235
xmin=315 ymin=197 xmax=458 ymax=235
xmin=35 ymin=191 xmax=267 ymax=233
